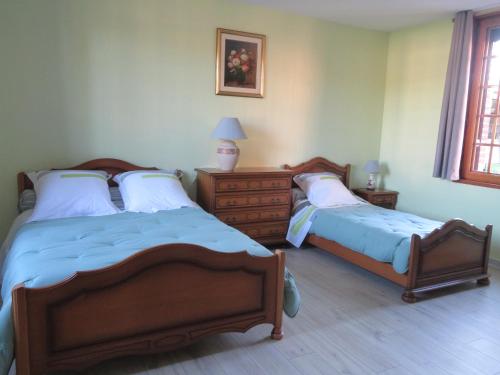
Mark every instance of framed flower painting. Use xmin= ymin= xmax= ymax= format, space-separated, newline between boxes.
xmin=216 ymin=28 xmax=266 ymax=98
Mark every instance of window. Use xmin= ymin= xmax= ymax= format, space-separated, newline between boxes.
xmin=462 ymin=14 xmax=500 ymax=187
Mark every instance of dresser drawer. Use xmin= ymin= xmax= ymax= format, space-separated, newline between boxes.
xmin=234 ymin=221 xmax=288 ymax=239
xmin=215 ymin=177 xmax=290 ymax=192
xmin=216 ymin=207 xmax=289 ymax=224
xmin=215 ymin=192 xmax=290 ymax=209
xmin=371 ymin=195 xmax=395 ymax=204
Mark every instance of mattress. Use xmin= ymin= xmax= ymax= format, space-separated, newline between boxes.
xmin=308 ymin=204 xmax=443 ymax=274
xmin=0 ymin=207 xmax=300 ymax=374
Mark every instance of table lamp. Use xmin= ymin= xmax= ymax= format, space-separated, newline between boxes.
xmin=364 ymin=160 xmax=380 ymax=190
xmin=211 ymin=117 xmax=247 ymax=171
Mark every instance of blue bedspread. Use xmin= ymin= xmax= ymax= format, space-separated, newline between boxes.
xmin=309 ymin=204 xmax=442 ymax=274
xmin=0 ymin=208 xmax=300 ymax=374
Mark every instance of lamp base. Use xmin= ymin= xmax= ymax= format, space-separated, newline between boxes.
xmin=216 ymin=140 xmax=239 ymax=171
xmin=367 ymin=173 xmax=377 ymax=190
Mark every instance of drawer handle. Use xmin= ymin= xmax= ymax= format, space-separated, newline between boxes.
xmin=228 ymin=184 xmax=236 ymax=189
xmin=226 ymin=200 xmax=237 ymax=206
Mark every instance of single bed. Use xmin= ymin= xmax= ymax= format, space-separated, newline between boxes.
xmin=284 ymin=157 xmax=492 ymax=302
xmin=1 ymin=159 xmax=297 ymax=375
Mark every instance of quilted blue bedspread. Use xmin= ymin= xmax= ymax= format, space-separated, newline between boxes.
xmin=0 ymin=208 xmax=300 ymax=374
xmin=309 ymin=204 xmax=442 ymax=274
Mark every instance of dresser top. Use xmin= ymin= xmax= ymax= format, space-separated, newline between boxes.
xmin=352 ymin=188 xmax=398 ymax=195
xmin=196 ymin=167 xmax=292 ymax=175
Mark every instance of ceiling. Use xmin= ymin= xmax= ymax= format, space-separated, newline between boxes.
xmin=239 ymin=0 xmax=500 ymax=31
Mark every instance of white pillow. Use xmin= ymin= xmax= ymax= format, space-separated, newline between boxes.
xmin=293 ymin=173 xmax=362 ymax=208
xmin=293 ymin=172 xmax=339 ymax=190
xmin=28 ymin=170 xmax=120 ymax=222
xmin=113 ymin=171 xmax=197 ymax=213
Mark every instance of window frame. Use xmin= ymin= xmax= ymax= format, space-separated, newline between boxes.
xmin=461 ymin=14 xmax=500 ymax=188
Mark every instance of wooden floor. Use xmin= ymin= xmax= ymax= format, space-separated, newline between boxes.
xmin=71 ymin=247 xmax=500 ymax=375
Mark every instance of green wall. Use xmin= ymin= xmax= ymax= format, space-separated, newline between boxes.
xmin=380 ymin=20 xmax=500 ymax=260
xmin=0 ymin=0 xmax=388 ymax=239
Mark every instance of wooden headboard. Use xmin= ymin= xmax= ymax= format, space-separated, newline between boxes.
xmin=284 ymin=157 xmax=351 ymax=188
xmin=16 ymin=158 xmax=180 ymax=195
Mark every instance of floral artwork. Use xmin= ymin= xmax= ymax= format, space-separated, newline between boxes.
xmin=225 ymin=45 xmax=256 ymax=87
xmin=216 ymin=29 xmax=265 ymax=98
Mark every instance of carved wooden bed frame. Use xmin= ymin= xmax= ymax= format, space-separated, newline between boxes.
xmin=284 ymin=157 xmax=492 ymax=303
xmin=13 ymin=159 xmax=285 ymax=375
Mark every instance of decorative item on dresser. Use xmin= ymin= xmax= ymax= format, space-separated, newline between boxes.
xmin=196 ymin=168 xmax=292 ymax=245
xmin=353 ymin=188 xmax=398 ymax=209
xmin=211 ymin=117 xmax=247 ymax=171
xmin=363 ymin=160 xmax=380 ymax=190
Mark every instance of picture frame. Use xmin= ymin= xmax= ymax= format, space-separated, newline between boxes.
xmin=216 ymin=28 xmax=266 ymax=98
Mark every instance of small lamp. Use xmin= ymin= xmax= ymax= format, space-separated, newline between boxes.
xmin=211 ymin=117 xmax=247 ymax=171
xmin=364 ymin=160 xmax=380 ymax=190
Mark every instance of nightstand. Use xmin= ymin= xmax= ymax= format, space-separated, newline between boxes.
xmin=353 ymin=188 xmax=398 ymax=209
xmin=195 ymin=168 xmax=292 ymax=245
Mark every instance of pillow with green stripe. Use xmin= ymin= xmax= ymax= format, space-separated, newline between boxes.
xmin=293 ymin=172 xmax=361 ymax=208
xmin=293 ymin=172 xmax=341 ymax=189
xmin=27 ymin=170 xmax=120 ymax=222
xmin=113 ymin=170 xmax=197 ymax=213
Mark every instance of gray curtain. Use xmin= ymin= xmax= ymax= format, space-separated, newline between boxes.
xmin=433 ymin=10 xmax=474 ymax=181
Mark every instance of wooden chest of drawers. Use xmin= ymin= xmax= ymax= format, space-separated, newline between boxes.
xmin=196 ymin=168 xmax=293 ymax=245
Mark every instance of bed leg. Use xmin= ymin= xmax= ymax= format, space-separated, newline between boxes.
xmin=271 ymin=326 xmax=283 ymax=340
xmin=271 ymin=250 xmax=285 ymax=341
xmin=401 ymin=290 xmax=417 ymax=303
xmin=477 ymin=277 xmax=490 ymax=286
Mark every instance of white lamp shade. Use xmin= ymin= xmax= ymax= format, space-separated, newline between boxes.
xmin=364 ymin=160 xmax=380 ymax=174
xmin=211 ymin=117 xmax=247 ymax=140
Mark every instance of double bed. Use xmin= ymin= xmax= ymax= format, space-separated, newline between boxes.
xmin=0 ymin=159 xmax=299 ymax=375
xmin=285 ymin=157 xmax=492 ymax=302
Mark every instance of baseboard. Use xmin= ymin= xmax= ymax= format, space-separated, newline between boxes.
xmin=490 ymin=258 xmax=500 ymax=270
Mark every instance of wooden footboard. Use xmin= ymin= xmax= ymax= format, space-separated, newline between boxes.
xmin=402 ymin=220 xmax=492 ymax=302
xmin=12 ymin=244 xmax=285 ymax=375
